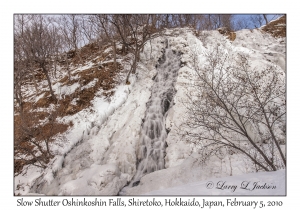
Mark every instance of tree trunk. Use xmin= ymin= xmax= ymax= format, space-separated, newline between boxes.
xmin=65 ymin=54 xmax=71 ymax=83
xmin=263 ymin=14 xmax=269 ymax=25
xmin=45 ymin=136 xmax=52 ymax=158
xmin=41 ymin=64 xmax=57 ymax=101
xmin=132 ymin=42 xmax=139 ymax=74
xmin=53 ymin=56 xmax=57 ymax=79
xmin=112 ymin=41 xmax=117 ymax=71
xmin=122 ymin=43 xmax=126 ymax=55
xmin=132 ymin=54 xmax=137 ymax=74
xmin=32 ymin=73 xmax=39 ymax=95
xmin=15 ymin=84 xmax=24 ymax=122
xmin=126 ymin=52 xmax=138 ymax=84
xmin=76 ymin=49 xmax=84 ymax=65
xmin=149 ymin=39 xmax=153 ymax=60
xmin=125 ymin=65 xmax=133 ymax=84
xmin=125 ymin=55 xmax=137 ymax=84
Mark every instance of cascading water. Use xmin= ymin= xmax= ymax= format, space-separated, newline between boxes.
xmin=121 ymin=39 xmax=181 ymax=193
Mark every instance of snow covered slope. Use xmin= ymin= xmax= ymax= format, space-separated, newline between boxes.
xmin=15 ymin=26 xmax=285 ymax=196
xmin=124 ymin=27 xmax=285 ymax=195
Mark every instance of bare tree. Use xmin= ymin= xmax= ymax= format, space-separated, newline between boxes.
xmin=80 ymin=15 xmax=97 ymax=44
xmin=250 ymin=15 xmax=265 ymax=28
xmin=262 ymin=14 xmax=269 ymax=25
xmin=206 ymin=14 xmax=234 ymax=30
xmin=14 ymin=15 xmax=63 ymax=175
xmin=109 ymin=14 xmax=132 ymax=55
xmin=19 ymin=15 xmax=58 ymax=101
xmin=95 ymin=15 xmax=118 ymax=71
xmin=14 ymin=109 xmax=65 ymax=175
xmin=219 ymin=14 xmax=234 ymax=30
xmin=250 ymin=14 xmax=282 ymax=28
xmin=124 ymin=14 xmax=162 ymax=83
xmin=108 ymin=14 xmax=161 ymax=83
xmin=14 ymin=37 xmax=26 ymax=120
xmin=182 ymin=45 xmax=286 ymax=172
xmin=60 ymin=15 xmax=84 ymax=65
xmin=49 ymin=17 xmax=64 ymax=79
xmin=14 ymin=15 xmax=38 ymax=101
xmin=232 ymin=15 xmax=250 ymax=30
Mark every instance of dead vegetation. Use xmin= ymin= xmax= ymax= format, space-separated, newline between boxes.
xmin=262 ymin=15 xmax=286 ymax=38
xmin=35 ymin=94 xmax=56 ymax=108
xmin=71 ymin=43 xmax=104 ymax=65
xmin=14 ymin=39 xmax=123 ymax=176
xmin=14 ymin=109 xmax=69 ymax=175
xmin=217 ymin=27 xmax=236 ymax=41
xmin=56 ymin=64 xmax=119 ymax=117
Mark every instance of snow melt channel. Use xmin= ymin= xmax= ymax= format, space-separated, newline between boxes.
xmin=122 ymin=40 xmax=181 ymax=193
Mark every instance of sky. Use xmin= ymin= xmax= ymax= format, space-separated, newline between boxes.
xmin=234 ymin=14 xmax=283 ymax=29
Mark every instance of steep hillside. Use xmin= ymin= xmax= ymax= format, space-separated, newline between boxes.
xmin=14 ymin=21 xmax=286 ymax=195
xmin=15 ymin=42 xmax=129 ymax=175
xmin=261 ymin=15 xmax=286 ymax=38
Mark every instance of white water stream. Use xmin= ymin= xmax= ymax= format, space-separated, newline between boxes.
xmin=123 ymin=41 xmax=181 ymax=191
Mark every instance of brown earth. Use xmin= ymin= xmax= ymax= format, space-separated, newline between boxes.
xmin=262 ymin=15 xmax=286 ymax=38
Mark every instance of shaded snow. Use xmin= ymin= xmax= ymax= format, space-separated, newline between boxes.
xmin=53 ymin=82 xmax=80 ymax=99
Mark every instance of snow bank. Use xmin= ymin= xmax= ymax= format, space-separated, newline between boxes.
xmin=146 ymin=169 xmax=285 ymax=195
xmin=124 ymin=151 xmax=261 ymax=195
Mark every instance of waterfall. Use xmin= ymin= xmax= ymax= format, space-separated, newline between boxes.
xmin=123 ymin=39 xmax=181 ymax=191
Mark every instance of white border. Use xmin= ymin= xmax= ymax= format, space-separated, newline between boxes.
xmin=2 ymin=1 xmax=298 ymax=209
